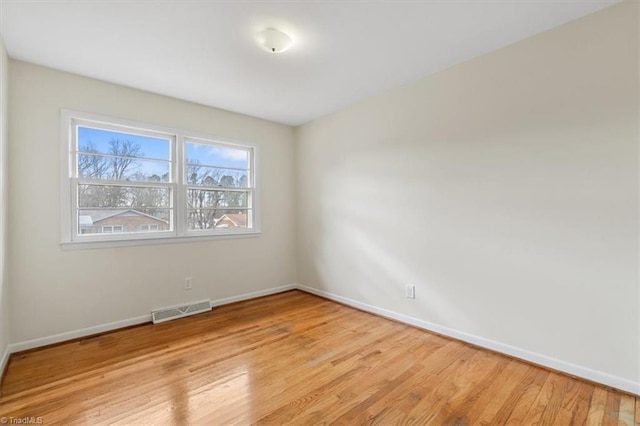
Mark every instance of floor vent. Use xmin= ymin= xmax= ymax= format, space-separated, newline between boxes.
xmin=152 ymin=300 xmax=212 ymax=324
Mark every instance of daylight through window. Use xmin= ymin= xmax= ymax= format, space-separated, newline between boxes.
xmin=62 ymin=111 xmax=257 ymax=245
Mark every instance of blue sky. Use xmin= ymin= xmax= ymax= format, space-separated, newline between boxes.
xmin=78 ymin=126 xmax=249 ymax=169
xmin=185 ymin=142 xmax=248 ymax=169
xmin=78 ymin=126 xmax=170 ymax=160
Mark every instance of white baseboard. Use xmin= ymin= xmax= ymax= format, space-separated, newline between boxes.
xmin=297 ymin=284 xmax=640 ymax=396
xmin=4 ymin=283 xmax=638 ymax=396
xmin=8 ymin=283 xmax=298 ymax=354
xmin=9 ymin=314 xmax=152 ymax=353
xmin=210 ymin=283 xmax=298 ymax=307
xmin=0 ymin=344 xmax=9 ymax=380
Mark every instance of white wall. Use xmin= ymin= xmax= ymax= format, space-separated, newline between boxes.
xmin=8 ymin=61 xmax=296 ymax=344
xmin=296 ymin=1 xmax=639 ymax=387
xmin=0 ymin=38 xmax=9 ymax=372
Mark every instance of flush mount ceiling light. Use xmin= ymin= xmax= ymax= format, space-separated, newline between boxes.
xmin=254 ymin=28 xmax=293 ymax=53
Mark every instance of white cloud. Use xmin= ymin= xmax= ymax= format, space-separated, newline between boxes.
xmin=208 ymin=146 xmax=247 ymax=162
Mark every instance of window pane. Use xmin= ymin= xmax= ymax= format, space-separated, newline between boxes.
xmin=78 ymin=208 xmax=172 ymax=235
xmin=185 ymin=142 xmax=248 ymax=169
xmin=78 ymin=185 xmax=171 ymax=208
xmin=187 ymin=189 xmax=248 ymax=209
xmin=78 ymin=126 xmax=170 ymax=160
xmin=187 ymin=209 xmax=250 ymax=230
xmin=184 ymin=164 xmax=249 ymax=188
xmin=78 ymin=154 xmax=170 ymax=182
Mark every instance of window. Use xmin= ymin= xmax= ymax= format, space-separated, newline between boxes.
xmin=61 ymin=110 xmax=258 ymax=247
xmin=184 ymin=140 xmax=252 ymax=231
xmin=102 ymin=225 xmax=124 ymax=234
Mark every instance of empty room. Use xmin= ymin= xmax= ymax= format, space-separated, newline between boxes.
xmin=0 ymin=0 xmax=638 ymax=424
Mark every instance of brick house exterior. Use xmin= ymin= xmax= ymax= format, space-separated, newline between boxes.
xmin=214 ymin=213 xmax=247 ymax=228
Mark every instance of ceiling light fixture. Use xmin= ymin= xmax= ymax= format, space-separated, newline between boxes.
xmin=254 ymin=28 xmax=293 ymax=54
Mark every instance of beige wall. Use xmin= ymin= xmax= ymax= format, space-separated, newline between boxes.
xmin=8 ymin=61 xmax=296 ymax=343
xmin=0 ymin=38 xmax=9 ymax=366
xmin=296 ymin=2 xmax=639 ymax=385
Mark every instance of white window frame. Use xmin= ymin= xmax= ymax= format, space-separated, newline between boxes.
xmin=60 ymin=109 xmax=260 ymax=249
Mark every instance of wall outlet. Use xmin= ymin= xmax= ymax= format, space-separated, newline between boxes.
xmin=184 ymin=277 xmax=193 ymax=290
xmin=405 ymin=285 xmax=415 ymax=299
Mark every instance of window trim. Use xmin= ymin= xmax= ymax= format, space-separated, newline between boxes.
xmin=60 ymin=109 xmax=260 ymax=249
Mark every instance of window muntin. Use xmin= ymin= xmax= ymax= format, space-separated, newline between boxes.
xmin=63 ymin=111 xmax=258 ymax=245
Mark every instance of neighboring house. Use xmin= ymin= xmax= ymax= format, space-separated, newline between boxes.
xmin=214 ymin=213 xmax=247 ymax=228
xmin=79 ymin=209 xmax=169 ymax=234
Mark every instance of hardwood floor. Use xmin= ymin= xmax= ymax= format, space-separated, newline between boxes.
xmin=0 ymin=290 xmax=637 ymax=425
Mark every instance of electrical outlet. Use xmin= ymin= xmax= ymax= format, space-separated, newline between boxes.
xmin=184 ymin=277 xmax=193 ymax=290
xmin=405 ymin=285 xmax=415 ymax=299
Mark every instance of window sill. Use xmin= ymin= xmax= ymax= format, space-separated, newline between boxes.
xmin=60 ymin=230 xmax=261 ymax=250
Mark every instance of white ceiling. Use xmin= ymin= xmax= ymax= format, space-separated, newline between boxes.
xmin=0 ymin=0 xmax=618 ymax=126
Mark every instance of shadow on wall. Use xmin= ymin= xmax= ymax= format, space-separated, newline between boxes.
xmin=303 ymin=133 xmax=619 ymax=347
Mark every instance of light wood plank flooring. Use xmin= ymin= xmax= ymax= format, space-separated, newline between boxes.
xmin=0 ymin=290 xmax=637 ymax=425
